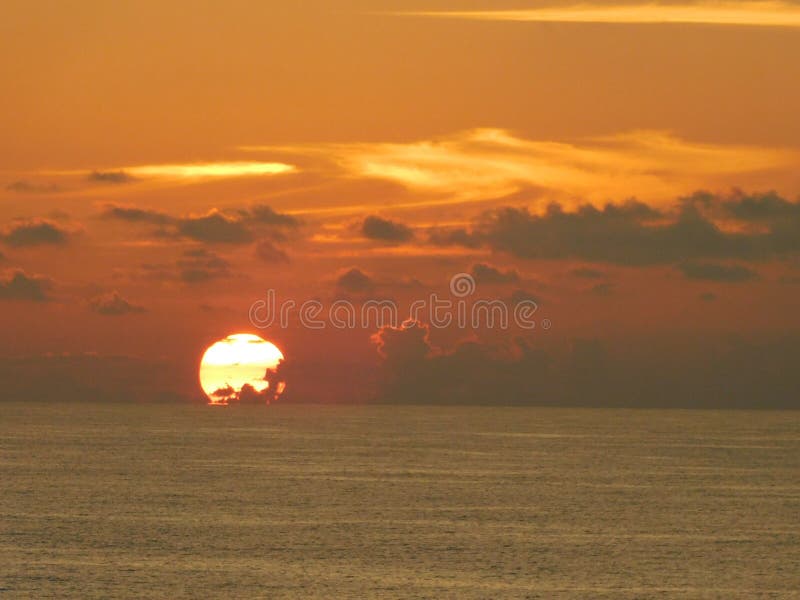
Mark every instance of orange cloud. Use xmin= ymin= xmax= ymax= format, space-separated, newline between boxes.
xmin=247 ymin=129 xmax=799 ymax=210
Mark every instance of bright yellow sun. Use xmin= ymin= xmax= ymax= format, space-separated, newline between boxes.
xmin=199 ymin=333 xmax=286 ymax=406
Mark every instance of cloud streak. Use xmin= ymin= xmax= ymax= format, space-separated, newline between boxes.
xmin=124 ymin=161 xmax=295 ymax=179
xmin=250 ymin=129 xmax=799 ymax=208
xmin=396 ymin=2 xmax=800 ymax=28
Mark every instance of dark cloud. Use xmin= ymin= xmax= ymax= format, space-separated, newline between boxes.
xmin=371 ymin=320 xmax=433 ymax=364
xmin=87 ymin=170 xmax=137 ymax=184
xmin=1 ymin=219 xmax=71 ymax=247
xmin=434 ymin=193 xmax=800 ymax=265
xmin=100 ymin=204 xmax=175 ymax=225
xmin=177 ymin=211 xmax=253 ymax=244
xmin=371 ymin=322 xmax=550 ymax=405
xmin=480 ymin=200 xmax=748 ymax=265
xmin=176 ymin=248 xmax=232 ymax=283
xmin=0 ymin=353 xmax=191 ymax=403
xmin=0 ymin=269 xmax=52 ymax=302
xmin=427 ymin=227 xmax=482 ymax=248
xmin=243 ymin=205 xmax=301 ymax=228
xmin=101 ymin=204 xmax=298 ymax=245
xmin=209 ymin=361 xmax=288 ymax=405
xmin=362 ymin=215 xmax=413 ymax=243
xmin=371 ymin=323 xmax=800 ymax=408
xmin=136 ymin=248 xmax=232 ymax=283
xmin=471 ymin=262 xmax=520 ymax=285
xmin=5 ymin=180 xmax=62 ymax=194
xmin=724 ymin=191 xmax=800 ymax=221
xmin=255 ymin=239 xmax=289 ymax=263
xmin=570 ymin=267 xmax=606 ymax=279
xmin=88 ymin=291 xmax=146 ymax=316
xmin=336 ymin=267 xmax=375 ymax=293
xmin=678 ymin=261 xmax=759 ymax=282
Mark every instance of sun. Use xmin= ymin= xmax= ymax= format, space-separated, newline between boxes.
xmin=199 ymin=333 xmax=286 ymax=406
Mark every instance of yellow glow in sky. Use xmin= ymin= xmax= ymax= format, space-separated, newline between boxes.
xmin=399 ymin=2 xmax=800 ymax=28
xmin=128 ymin=161 xmax=296 ymax=179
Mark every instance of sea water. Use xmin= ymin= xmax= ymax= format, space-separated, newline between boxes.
xmin=1 ymin=403 xmax=798 ymax=598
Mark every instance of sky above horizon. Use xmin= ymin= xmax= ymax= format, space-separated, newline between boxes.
xmin=2 ymin=1 xmax=799 ymax=405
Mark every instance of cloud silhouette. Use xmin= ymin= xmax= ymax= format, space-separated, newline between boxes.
xmin=0 ymin=269 xmax=52 ymax=302
xmin=362 ymin=215 xmax=413 ymax=243
xmin=435 ymin=192 xmax=800 ymax=266
xmin=176 ymin=211 xmax=253 ymax=244
xmin=88 ymin=291 xmax=146 ymax=316
xmin=471 ymin=262 xmax=520 ymax=285
xmin=176 ymin=248 xmax=232 ymax=282
xmin=88 ymin=170 xmax=137 ymax=184
xmin=101 ymin=204 xmax=175 ymax=225
xmin=724 ymin=191 xmax=800 ymax=221
xmin=101 ymin=204 xmax=298 ymax=245
xmin=428 ymin=227 xmax=482 ymax=249
xmin=336 ymin=267 xmax=375 ymax=293
xmin=243 ymin=204 xmax=301 ymax=227
xmin=1 ymin=219 xmax=71 ymax=247
xmin=371 ymin=323 xmax=800 ymax=408
xmin=5 ymin=180 xmax=62 ymax=194
xmin=254 ymin=239 xmax=290 ymax=263
xmin=135 ymin=248 xmax=232 ymax=283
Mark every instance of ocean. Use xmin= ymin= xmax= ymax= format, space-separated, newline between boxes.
xmin=1 ymin=403 xmax=798 ymax=598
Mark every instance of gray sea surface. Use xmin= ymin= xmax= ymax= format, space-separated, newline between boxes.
xmin=1 ymin=402 xmax=799 ymax=598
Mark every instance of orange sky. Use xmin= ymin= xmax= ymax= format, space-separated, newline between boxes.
xmin=1 ymin=1 xmax=799 ymax=405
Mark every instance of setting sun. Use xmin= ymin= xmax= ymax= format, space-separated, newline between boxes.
xmin=199 ymin=333 xmax=285 ymax=405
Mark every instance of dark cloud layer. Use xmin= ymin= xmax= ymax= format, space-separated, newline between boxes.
xmin=1 ymin=219 xmax=71 ymax=247
xmin=433 ymin=192 xmax=800 ymax=268
xmin=678 ymin=261 xmax=759 ymax=282
xmin=0 ymin=354 xmax=190 ymax=403
xmin=0 ymin=269 xmax=52 ymax=302
xmin=176 ymin=211 xmax=253 ymax=244
xmin=102 ymin=204 xmax=298 ymax=245
xmin=362 ymin=216 xmax=413 ymax=243
xmin=371 ymin=322 xmax=800 ymax=408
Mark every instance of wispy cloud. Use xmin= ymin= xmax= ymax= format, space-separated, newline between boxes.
xmin=247 ymin=129 xmax=799 ymax=208
xmin=124 ymin=161 xmax=295 ymax=179
xmin=394 ymin=2 xmax=800 ymax=28
xmin=46 ymin=161 xmax=295 ymax=182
